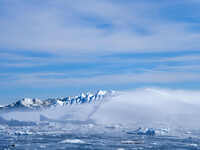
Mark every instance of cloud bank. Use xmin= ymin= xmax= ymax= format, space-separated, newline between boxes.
xmin=3 ymin=88 xmax=200 ymax=129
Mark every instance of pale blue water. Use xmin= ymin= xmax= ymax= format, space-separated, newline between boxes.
xmin=0 ymin=124 xmax=200 ymax=150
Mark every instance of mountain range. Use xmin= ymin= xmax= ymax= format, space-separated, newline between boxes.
xmin=0 ymin=90 xmax=116 ymax=112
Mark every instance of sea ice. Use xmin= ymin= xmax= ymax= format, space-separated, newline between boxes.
xmin=59 ymin=139 xmax=85 ymax=144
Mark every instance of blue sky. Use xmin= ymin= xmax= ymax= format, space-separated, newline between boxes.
xmin=1 ymin=0 xmax=200 ymax=104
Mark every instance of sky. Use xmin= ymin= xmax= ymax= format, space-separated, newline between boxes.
xmin=1 ymin=0 xmax=200 ymax=104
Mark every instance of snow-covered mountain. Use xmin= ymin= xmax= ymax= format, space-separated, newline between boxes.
xmin=0 ymin=90 xmax=116 ymax=112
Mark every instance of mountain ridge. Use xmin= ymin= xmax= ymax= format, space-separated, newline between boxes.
xmin=0 ymin=90 xmax=116 ymax=112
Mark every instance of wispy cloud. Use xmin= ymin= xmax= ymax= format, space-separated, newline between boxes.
xmin=0 ymin=0 xmax=200 ymax=54
xmin=0 ymin=71 xmax=199 ymax=89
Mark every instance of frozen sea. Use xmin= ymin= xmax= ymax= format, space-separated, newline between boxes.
xmin=1 ymin=89 xmax=200 ymax=150
xmin=0 ymin=123 xmax=200 ymax=150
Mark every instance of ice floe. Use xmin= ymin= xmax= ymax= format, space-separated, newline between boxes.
xmin=59 ymin=139 xmax=85 ymax=144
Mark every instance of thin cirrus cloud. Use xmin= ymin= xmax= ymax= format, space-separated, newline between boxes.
xmin=0 ymin=71 xmax=199 ymax=89
xmin=0 ymin=0 xmax=200 ymax=54
xmin=1 ymin=52 xmax=200 ymax=70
